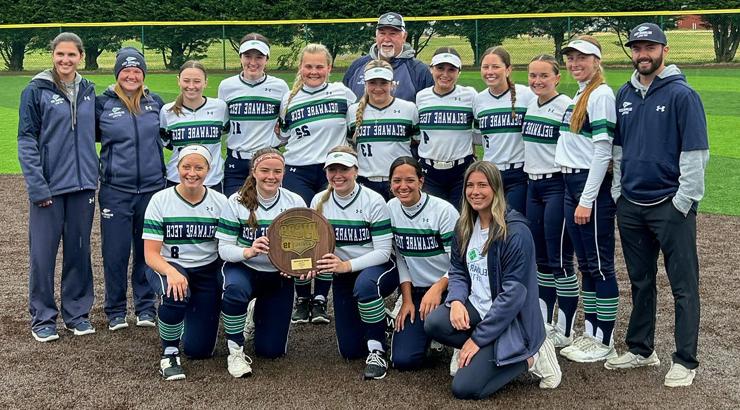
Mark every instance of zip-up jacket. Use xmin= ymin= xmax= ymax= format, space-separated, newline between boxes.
xmin=96 ymin=86 xmax=166 ymax=193
xmin=18 ymin=71 xmax=98 ymax=203
xmin=445 ymin=210 xmax=545 ymax=366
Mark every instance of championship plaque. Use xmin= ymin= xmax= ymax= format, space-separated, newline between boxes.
xmin=268 ymin=208 xmax=335 ymax=276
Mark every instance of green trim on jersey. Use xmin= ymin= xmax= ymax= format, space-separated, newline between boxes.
xmin=166 ymin=120 xmax=224 ymax=131
xmin=477 ymin=106 xmax=527 ymax=117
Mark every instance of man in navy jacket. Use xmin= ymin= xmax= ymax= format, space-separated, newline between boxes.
xmin=608 ymin=23 xmax=709 ymax=388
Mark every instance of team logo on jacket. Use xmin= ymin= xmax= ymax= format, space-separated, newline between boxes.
xmin=109 ymin=107 xmax=125 ymax=118
xmin=50 ymin=94 xmax=64 ymax=105
xmin=656 ymin=105 xmax=666 ymax=112
xmin=618 ymin=101 xmax=633 ymax=116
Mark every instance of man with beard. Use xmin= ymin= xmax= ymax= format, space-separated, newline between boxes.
xmin=343 ymin=12 xmax=433 ymax=103
xmin=607 ymin=23 xmax=708 ymax=388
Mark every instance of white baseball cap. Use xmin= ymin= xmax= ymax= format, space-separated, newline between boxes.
xmin=562 ymin=39 xmax=602 ymax=59
xmin=324 ymin=151 xmax=358 ymax=169
xmin=364 ymin=66 xmax=393 ymax=82
xmin=239 ymin=40 xmax=270 ymax=57
xmin=431 ymin=53 xmax=462 ymax=69
xmin=178 ymin=144 xmax=212 ymax=167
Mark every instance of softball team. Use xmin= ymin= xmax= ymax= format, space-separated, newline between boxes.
xmin=415 ymin=47 xmax=477 ymax=209
xmin=97 ymin=47 xmax=165 ymax=332
xmin=473 ymin=47 xmax=535 ymax=215
xmin=347 ymin=60 xmax=419 ymax=201
xmin=216 ymin=148 xmax=306 ymax=377
xmin=19 ymin=33 xmax=98 ymax=341
xmin=218 ymin=33 xmax=289 ymax=196
xmin=388 ymin=157 xmax=459 ymax=370
xmin=161 ymin=61 xmax=228 ymax=191
xmin=555 ymin=36 xmax=619 ymax=363
xmin=142 ymin=145 xmax=227 ymax=380
xmin=311 ymin=146 xmax=398 ymax=380
xmin=279 ymin=44 xmax=357 ymax=324
xmin=522 ymin=55 xmax=579 ymax=348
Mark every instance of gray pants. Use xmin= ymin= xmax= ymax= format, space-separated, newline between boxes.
xmin=424 ymin=301 xmax=528 ymax=400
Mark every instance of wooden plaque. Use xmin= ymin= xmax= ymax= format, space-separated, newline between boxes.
xmin=268 ymin=208 xmax=335 ymax=277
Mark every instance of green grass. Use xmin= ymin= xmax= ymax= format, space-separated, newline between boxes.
xmin=3 ymin=67 xmax=739 ymax=215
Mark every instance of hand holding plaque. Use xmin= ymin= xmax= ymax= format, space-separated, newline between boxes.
xmin=268 ymin=208 xmax=336 ymax=277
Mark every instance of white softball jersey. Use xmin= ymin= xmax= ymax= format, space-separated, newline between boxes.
xmin=416 ymin=85 xmax=477 ymax=162
xmin=522 ymin=94 xmax=573 ymax=175
xmin=473 ymin=84 xmax=535 ymax=167
xmin=388 ymin=193 xmax=459 ymax=287
xmin=160 ymin=97 xmax=229 ymax=186
xmin=280 ymin=83 xmax=357 ymax=166
xmin=143 ymin=187 xmax=228 ymax=268
xmin=467 ymin=218 xmax=492 ymax=319
xmin=217 ymin=74 xmax=289 ymax=154
xmin=347 ymin=98 xmax=419 ymax=178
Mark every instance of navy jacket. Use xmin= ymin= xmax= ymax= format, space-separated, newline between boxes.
xmin=445 ymin=210 xmax=545 ymax=366
xmin=614 ymin=71 xmax=709 ymax=203
xmin=343 ymin=44 xmax=433 ymax=103
xmin=96 ymin=87 xmax=166 ymax=194
xmin=17 ymin=72 xmax=98 ymax=203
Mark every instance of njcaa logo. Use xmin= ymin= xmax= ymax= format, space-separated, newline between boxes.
xmin=619 ymin=101 xmax=633 ymax=116
xmin=279 ymin=216 xmax=319 ymax=255
xmin=50 ymin=94 xmax=64 ymax=105
xmin=109 ymin=107 xmax=125 ymax=118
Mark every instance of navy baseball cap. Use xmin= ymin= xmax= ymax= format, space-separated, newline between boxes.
xmin=625 ymin=23 xmax=667 ymax=47
xmin=377 ymin=12 xmax=405 ymax=31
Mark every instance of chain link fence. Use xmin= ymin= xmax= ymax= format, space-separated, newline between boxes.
xmin=2 ymin=13 xmax=738 ymax=73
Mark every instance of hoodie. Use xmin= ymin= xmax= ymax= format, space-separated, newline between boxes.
xmin=342 ymin=43 xmax=433 ymax=103
xmin=17 ymin=70 xmax=98 ymax=203
xmin=612 ymin=64 xmax=709 ymax=214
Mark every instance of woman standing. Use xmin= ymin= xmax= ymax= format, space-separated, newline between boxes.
xmin=143 ymin=145 xmax=228 ymax=380
xmin=555 ymin=37 xmax=619 ymax=363
xmin=424 ymin=161 xmax=561 ymax=399
xmin=523 ymin=55 xmax=578 ymax=348
xmin=312 ymin=146 xmax=397 ymax=380
xmin=97 ymin=47 xmax=165 ymax=331
xmin=280 ymin=44 xmax=357 ymax=323
xmin=161 ymin=61 xmax=228 ymax=191
xmin=415 ymin=47 xmax=477 ymax=209
xmin=473 ymin=47 xmax=535 ymax=215
xmin=387 ymin=157 xmax=459 ymax=370
xmin=218 ymin=33 xmax=289 ymax=197
xmin=216 ymin=148 xmax=306 ymax=378
xmin=347 ymin=60 xmax=418 ymax=201
xmin=18 ymin=32 xmax=98 ymax=341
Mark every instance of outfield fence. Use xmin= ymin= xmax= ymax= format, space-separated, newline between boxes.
xmin=1 ymin=9 xmax=739 ymax=72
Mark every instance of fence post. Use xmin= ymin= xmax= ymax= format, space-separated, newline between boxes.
xmin=567 ymin=16 xmax=571 ymax=39
xmin=475 ymin=19 xmax=479 ymax=66
xmin=141 ymin=26 xmax=145 ymax=58
xmin=222 ymin=25 xmax=227 ymax=71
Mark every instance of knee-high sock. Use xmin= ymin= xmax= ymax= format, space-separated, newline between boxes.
xmin=313 ymin=273 xmax=333 ymax=300
xmin=581 ymin=274 xmax=597 ymax=337
xmin=595 ymin=277 xmax=619 ymax=346
xmin=221 ymin=298 xmax=248 ymax=347
xmin=555 ymin=274 xmax=579 ymax=337
xmin=537 ymin=271 xmax=557 ymax=324
xmin=358 ymin=297 xmax=387 ymax=351
xmin=158 ymin=303 xmax=186 ymax=352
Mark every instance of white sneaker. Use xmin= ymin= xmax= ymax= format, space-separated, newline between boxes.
xmin=559 ymin=335 xmax=593 ymax=358
xmin=449 ymin=349 xmax=460 ymax=377
xmin=546 ymin=324 xmax=573 ymax=348
xmin=244 ymin=300 xmax=256 ymax=342
xmin=529 ymin=339 xmax=562 ymax=389
xmin=664 ymin=362 xmax=696 ymax=387
xmin=430 ymin=340 xmax=445 ymax=352
xmin=565 ymin=339 xmax=617 ymax=363
xmin=605 ymin=350 xmax=660 ymax=370
xmin=227 ymin=345 xmax=253 ymax=378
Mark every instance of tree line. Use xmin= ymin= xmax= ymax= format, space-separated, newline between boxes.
xmin=0 ymin=0 xmax=737 ymax=71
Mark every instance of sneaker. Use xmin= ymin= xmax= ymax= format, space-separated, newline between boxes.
xmin=108 ymin=316 xmax=129 ymax=331
xmin=244 ymin=300 xmax=256 ymax=342
xmin=227 ymin=345 xmax=253 ymax=378
xmin=310 ymin=299 xmax=330 ymax=324
xmin=605 ymin=350 xmax=660 ymax=370
xmin=363 ymin=350 xmax=388 ymax=380
xmin=65 ymin=320 xmax=96 ymax=336
xmin=450 ymin=349 xmax=460 ymax=377
xmin=559 ymin=335 xmax=594 ymax=358
xmin=545 ymin=324 xmax=573 ymax=348
xmin=664 ymin=362 xmax=696 ymax=387
xmin=32 ymin=326 xmax=59 ymax=342
xmin=565 ymin=339 xmax=617 ymax=363
xmin=291 ymin=297 xmax=311 ymax=324
xmin=159 ymin=354 xmax=186 ymax=381
xmin=529 ymin=339 xmax=562 ymax=388
xmin=430 ymin=340 xmax=445 ymax=352
xmin=136 ymin=312 xmax=157 ymax=327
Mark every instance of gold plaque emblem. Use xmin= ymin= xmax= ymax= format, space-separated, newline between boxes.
xmin=279 ymin=216 xmax=319 ymax=255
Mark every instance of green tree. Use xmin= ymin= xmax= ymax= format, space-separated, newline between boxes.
xmin=690 ymin=1 xmax=740 ymax=62
xmin=0 ymin=0 xmax=48 ymax=71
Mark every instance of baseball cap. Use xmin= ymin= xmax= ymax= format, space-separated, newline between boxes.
xmin=377 ymin=12 xmax=405 ymax=31
xmin=364 ymin=66 xmax=394 ymax=81
xmin=239 ymin=39 xmax=270 ymax=57
xmin=625 ymin=23 xmax=667 ymax=47
xmin=430 ymin=53 xmax=462 ymax=69
xmin=178 ymin=144 xmax=212 ymax=167
xmin=562 ymin=39 xmax=602 ymax=59
xmin=324 ymin=151 xmax=358 ymax=169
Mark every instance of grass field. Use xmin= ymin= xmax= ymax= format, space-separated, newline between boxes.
xmin=2 ymin=66 xmax=738 ymax=215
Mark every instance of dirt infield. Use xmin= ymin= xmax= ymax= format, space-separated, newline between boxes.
xmin=0 ymin=174 xmax=738 ymax=409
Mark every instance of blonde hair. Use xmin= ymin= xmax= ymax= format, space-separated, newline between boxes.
xmin=169 ymin=60 xmax=207 ymax=117
xmin=315 ymin=145 xmax=357 ymax=215
xmin=482 ymin=46 xmax=517 ymax=120
xmin=352 ymin=59 xmax=393 ymax=144
xmin=457 ymin=161 xmax=508 ymax=258
xmin=568 ymin=35 xmax=606 ymax=134
xmin=237 ymin=147 xmax=284 ymax=229
xmin=113 ymin=83 xmax=145 ymax=114
xmin=283 ymin=44 xmax=333 ymax=117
